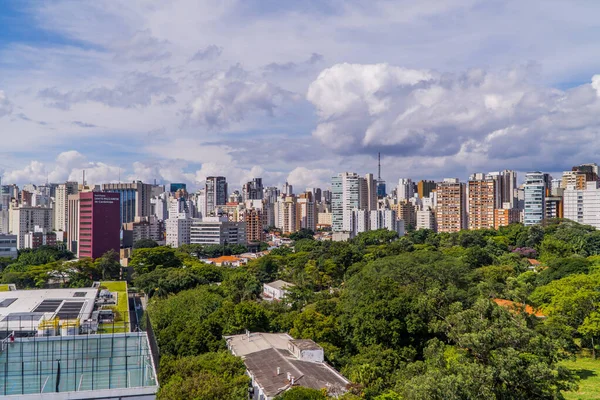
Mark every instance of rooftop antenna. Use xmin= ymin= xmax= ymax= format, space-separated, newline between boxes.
xmin=378 ymin=152 xmax=382 ymax=181
xmin=118 ymin=168 xmax=121 ymax=183
xmin=82 ymin=170 xmax=86 ymax=186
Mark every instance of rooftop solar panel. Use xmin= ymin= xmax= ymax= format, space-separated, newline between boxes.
xmin=0 ymin=298 xmax=16 ymax=307
xmin=2 ymin=312 xmax=45 ymax=322
xmin=33 ymin=300 xmax=63 ymax=313
xmin=56 ymin=301 xmax=84 ymax=319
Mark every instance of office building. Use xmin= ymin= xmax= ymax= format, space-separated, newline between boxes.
xmin=306 ymin=187 xmax=322 ymax=203
xmin=332 ymin=172 xmax=361 ymax=232
xmin=0 ymin=234 xmax=17 ymax=258
xmin=205 ymin=176 xmax=228 ymax=216
xmin=397 ymin=201 xmax=417 ymax=230
xmin=102 ymin=181 xmax=153 ymax=224
xmin=190 ymin=217 xmax=247 ymax=245
xmin=243 ymin=178 xmax=264 ymax=201
xmin=523 ymin=172 xmax=547 ymax=226
xmin=435 ymin=179 xmax=467 ymax=233
xmin=78 ymin=192 xmax=120 ymax=259
xmin=123 ymin=216 xmax=164 ymax=247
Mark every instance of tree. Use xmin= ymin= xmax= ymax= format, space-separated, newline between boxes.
xmin=95 ymin=249 xmax=121 ymax=280
xmin=289 ymin=229 xmax=315 ymax=241
xmin=130 ymin=247 xmax=182 ymax=275
xmin=158 ymin=352 xmax=250 ymax=400
xmin=133 ymin=239 xmax=159 ymax=249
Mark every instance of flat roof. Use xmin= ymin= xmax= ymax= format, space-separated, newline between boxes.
xmin=265 ymin=280 xmax=295 ymax=290
xmin=0 ymin=288 xmax=97 ymax=332
xmin=0 ymin=332 xmax=158 ymax=398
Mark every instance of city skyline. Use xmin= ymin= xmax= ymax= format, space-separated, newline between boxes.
xmin=3 ymin=2 xmax=600 ymax=189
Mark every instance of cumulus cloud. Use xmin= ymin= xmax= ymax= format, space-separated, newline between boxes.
xmin=128 ymin=160 xmax=195 ymax=184
xmin=287 ymin=166 xmax=334 ymax=189
xmin=0 ymin=91 xmax=13 ymax=117
xmin=186 ymin=64 xmax=298 ymax=127
xmin=307 ymin=63 xmax=600 ymax=170
xmin=39 ymin=72 xmax=178 ymax=109
xmin=190 ymin=45 xmax=223 ymax=62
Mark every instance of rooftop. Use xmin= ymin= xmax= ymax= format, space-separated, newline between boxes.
xmin=207 ymin=255 xmax=244 ymax=264
xmin=265 ymin=280 xmax=295 ymax=291
xmin=0 ymin=332 xmax=158 ymax=398
xmin=225 ymin=332 xmax=349 ymax=398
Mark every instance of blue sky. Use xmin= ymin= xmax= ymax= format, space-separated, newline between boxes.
xmin=2 ymin=0 xmax=600 ymax=190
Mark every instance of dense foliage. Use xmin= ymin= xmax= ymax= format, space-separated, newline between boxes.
xmin=9 ymin=221 xmax=600 ymax=399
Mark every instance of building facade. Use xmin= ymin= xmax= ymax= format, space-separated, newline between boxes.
xmin=468 ymin=176 xmax=496 ymax=230
xmin=190 ymin=217 xmax=247 ymax=245
xmin=435 ymin=179 xmax=467 ymax=233
xmin=78 ymin=192 xmax=120 ymax=259
xmin=102 ymin=181 xmax=153 ymax=225
xmin=523 ymin=172 xmax=547 ymax=226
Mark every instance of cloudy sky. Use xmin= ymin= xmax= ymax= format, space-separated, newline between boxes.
xmin=2 ymin=0 xmax=600 ymax=190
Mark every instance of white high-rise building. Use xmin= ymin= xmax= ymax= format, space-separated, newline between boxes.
xmin=416 ymin=209 xmax=436 ymax=231
xmin=351 ymin=208 xmax=369 ymax=234
xmin=397 ymin=179 xmax=414 ymax=202
xmin=165 ymin=197 xmax=195 ymax=248
xmin=54 ymin=182 xmax=78 ymax=233
xmin=9 ymin=206 xmax=53 ymax=249
xmin=332 ymin=173 xmax=361 ymax=232
xmin=369 ymin=209 xmax=405 ymax=236
xmin=297 ymin=193 xmax=316 ymax=232
xmin=274 ymin=196 xmax=297 ymax=234
xmin=564 ymin=182 xmax=600 ymax=228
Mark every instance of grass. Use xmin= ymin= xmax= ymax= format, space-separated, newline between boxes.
xmin=99 ymin=281 xmax=129 ymax=334
xmin=562 ymin=357 xmax=600 ymax=400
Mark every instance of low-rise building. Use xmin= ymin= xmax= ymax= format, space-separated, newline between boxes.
xmin=206 ymin=255 xmax=247 ymax=267
xmin=0 ymin=234 xmax=17 ymax=259
xmin=225 ymin=332 xmax=349 ymax=399
xmin=263 ymin=280 xmax=295 ymax=301
xmin=190 ymin=216 xmax=247 ymax=245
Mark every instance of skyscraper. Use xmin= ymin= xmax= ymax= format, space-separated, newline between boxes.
xmin=332 ymin=172 xmax=361 ymax=232
xmin=102 ymin=181 xmax=153 ymax=225
xmin=523 ymin=172 xmax=547 ymax=226
xmin=417 ymin=180 xmax=436 ymax=199
xmin=361 ymin=173 xmax=378 ymax=212
xmin=242 ymin=178 xmax=264 ymax=201
xmin=78 ymin=192 xmax=120 ymax=259
xmin=54 ymin=181 xmax=79 ymax=233
xmin=397 ymin=179 xmax=415 ymax=202
xmin=205 ymin=176 xmax=228 ymax=216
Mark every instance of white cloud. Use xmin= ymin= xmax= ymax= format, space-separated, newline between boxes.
xmin=186 ymin=65 xmax=298 ymax=128
xmin=190 ymin=45 xmax=223 ymax=62
xmin=286 ymin=167 xmax=334 ymax=190
xmin=112 ymin=29 xmax=172 ymax=63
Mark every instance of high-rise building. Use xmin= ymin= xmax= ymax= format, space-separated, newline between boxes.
xmin=67 ymin=194 xmax=80 ymax=253
xmin=123 ymin=216 xmax=164 ymax=247
xmin=351 ymin=208 xmax=370 ymax=234
xmin=297 ymin=192 xmax=317 ymax=232
xmin=78 ymin=192 xmax=120 ymax=259
xmin=322 ymin=190 xmax=332 ymax=204
xmin=563 ymin=181 xmax=600 ymax=228
xmin=264 ymin=187 xmax=280 ymax=204
xmin=417 ymin=180 xmax=436 ymax=199
xmin=275 ymin=196 xmax=298 ymax=234
xmin=229 ymin=191 xmax=243 ymax=204
xmin=523 ymin=172 xmax=547 ymax=226
xmin=205 ymin=176 xmax=228 ymax=216
xmin=283 ymin=182 xmax=294 ymax=196
xmin=468 ymin=175 xmax=496 ymax=230
xmin=9 ymin=206 xmax=53 ymax=249
xmin=332 ymin=173 xmax=361 ymax=232
xmin=306 ymin=188 xmax=322 ymax=203
xmin=416 ymin=209 xmax=436 ymax=231
xmin=190 ymin=216 xmax=247 ymax=245
xmin=435 ymin=179 xmax=467 ymax=233
xmin=397 ymin=201 xmax=417 ymax=230
xmin=54 ymin=181 xmax=79 ymax=233
xmin=397 ymin=179 xmax=415 ymax=202
xmin=361 ymin=173 xmax=378 ymax=212
xmin=243 ymin=178 xmax=264 ymax=201
xmin=244 ymin=208 xmax=264 ymax=243
xmin=370 ymin=209 xmax=404 ymax=236
xmin=545 ymin=196 xmax=563 ymax=220
xmin=102 ymin=181 xmax=153 ymax=225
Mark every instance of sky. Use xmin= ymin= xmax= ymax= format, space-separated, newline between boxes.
xmin=2 ymin=0 xmax=600 ymax=191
